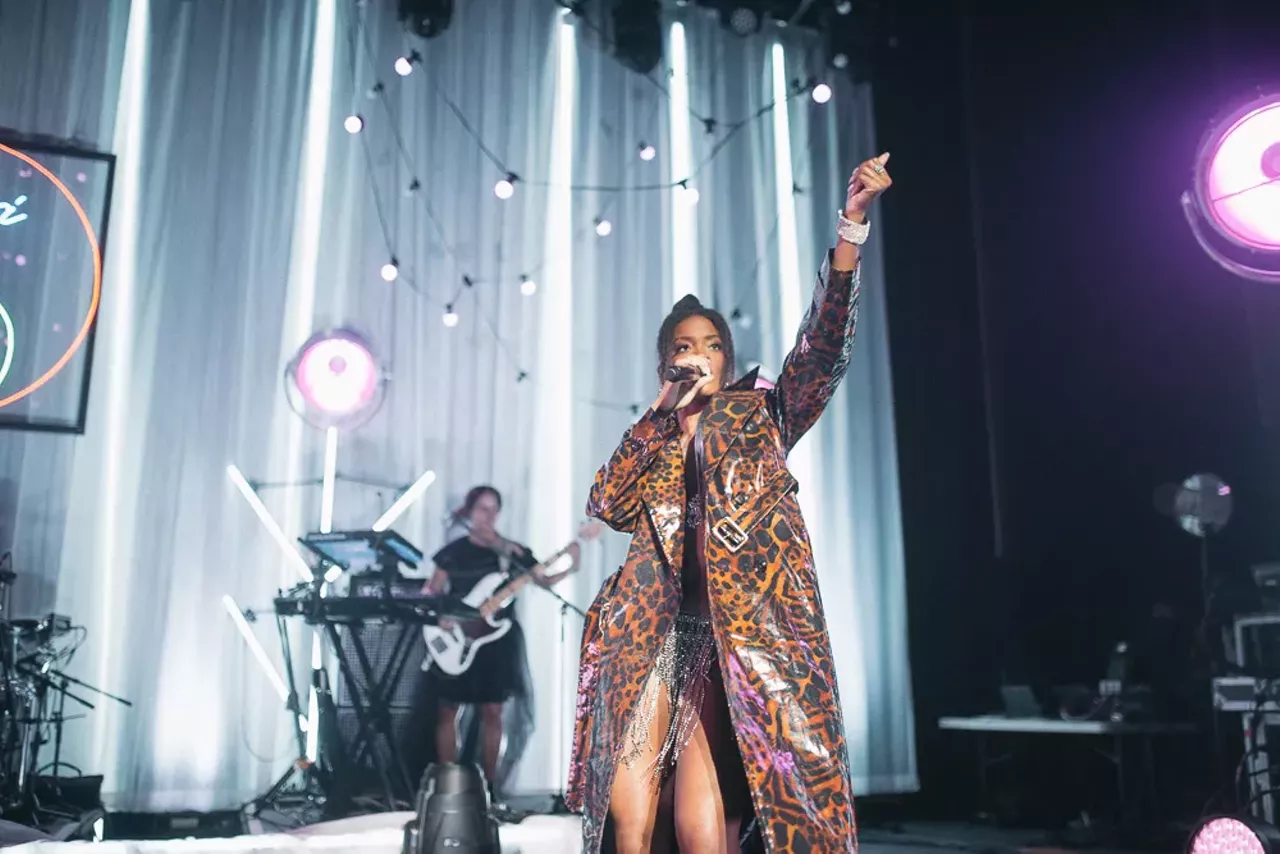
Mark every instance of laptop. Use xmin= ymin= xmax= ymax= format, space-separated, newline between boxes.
xmin=1000 ymin=684 xmax=1045 ymax=718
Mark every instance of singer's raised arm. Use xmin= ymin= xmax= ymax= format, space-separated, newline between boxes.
xmin=586 ymin=408 xmax=679 ymax=532
xmin=768 ymin=250 xmax=861 ymax=452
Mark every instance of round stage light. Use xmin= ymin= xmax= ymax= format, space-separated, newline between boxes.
xmin=1183 ymin=91 xmax=1280 ymax=282
xmin=1187 ymin=815 xmax=1280 ymax=854
xmin=284 ymin=328 xmax=386 ymax=430
xmin=1196 ymin=95 xmax=1280 ymax=250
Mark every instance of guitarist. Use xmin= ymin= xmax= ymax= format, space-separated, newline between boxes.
xmin=421 ymin=485 xmax=582 ymax=796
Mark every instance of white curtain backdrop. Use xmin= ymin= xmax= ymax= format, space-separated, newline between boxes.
xmin=0 ymin=0 xmax=914 ymax=805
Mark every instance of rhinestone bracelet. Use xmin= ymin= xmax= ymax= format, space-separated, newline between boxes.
xmin=837 ymin=211 xmax=871 ymax=246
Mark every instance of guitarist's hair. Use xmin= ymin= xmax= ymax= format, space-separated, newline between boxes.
xmin=452 ymin=484 xmax=503 ymax=524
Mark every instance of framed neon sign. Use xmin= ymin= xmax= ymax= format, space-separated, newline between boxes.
xmin=0 ymin=137 xmax=114 ymax=434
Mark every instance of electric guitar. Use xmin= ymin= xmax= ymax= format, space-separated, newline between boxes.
xmin=421 ymin=522 xmax=602 ymax=676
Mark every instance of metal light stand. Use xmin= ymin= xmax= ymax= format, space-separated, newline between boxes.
xmin=246 ymin=598 xmax=331 ymax=823
xmin=532 ymin=584 xmax=585 ymax=815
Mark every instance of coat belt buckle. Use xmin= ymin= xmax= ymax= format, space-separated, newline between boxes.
xmin=712 ymin=517 xmax=749 ymax=552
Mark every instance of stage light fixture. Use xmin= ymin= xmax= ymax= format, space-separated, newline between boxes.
xmin=397 ymin=0 xmax=454 ymax=39
xmin=611 ymin=0 xmax=663 ymax=75
xmin=724 ymin=6 xmax=761 ymax=36
xmin=401 ymin=763 xmax=499 ymax=854
xmin=284 ymin=328 xmax=386 ymax=431
xmin=1187 ymin=815 xmax=1280 ymax=854
xmin=1182 ymin=91 xmax=1280 ymax=282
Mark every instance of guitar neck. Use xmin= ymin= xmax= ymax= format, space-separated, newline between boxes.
xmin=483 ymin=542 xmax=575 ymax=610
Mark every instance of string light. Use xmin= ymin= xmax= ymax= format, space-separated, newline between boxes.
xmin=832 ymin=53 xmax=849 ymax=70
xmin=835 ymin=0 xmax=852 ymax=14
xmin=380 ymin=259 xmax=399 ymax=282
xmin=394 ymin=50 xmax=423 ymax=77
xmin=812 ymin=83 xmax=832 ymax=104
xmin=494 ymin=172 xmax=518 ymax=200
xmin=342 ymin=0 xmax=805 ymax=417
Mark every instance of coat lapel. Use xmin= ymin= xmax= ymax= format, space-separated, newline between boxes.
xmin=699 ymin=389 xmax=764 ymax=477
xmin=641 ymin=438 xmax=685 ymax=574
xmin=641 ymin=372 xmax=764 ymax=573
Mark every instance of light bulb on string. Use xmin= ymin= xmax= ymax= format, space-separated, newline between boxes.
xmin=494 ymin=173 xmax=518 ymax=200
xmin=366 ymin=82 xmax=385 ymax=100
xmin=380 ymin=259 xmax=399 ymax=282
xmin=832 ymin=53 xmax=849 ymax=70
xmin=835 ymin=0 xmax=852 ymax=13
xmin=442 ymin=305 xmax=459 ymax=327
xmin=678 ymin=182 xmax=700 ymax=206
xmin=639 ymin=142 xmax=657 ymax=161
xmin=812 ymin=83 xmax=833 ymax=104
xmin=395 ymin=50 xmax=422 ymax=78
xmin=344 ymin=114 xmax=364 ymax=134
xmin=520 ymin=275 xmax=537 ymax=296
xmin=595 ymin=218 xmax=613 ymax=237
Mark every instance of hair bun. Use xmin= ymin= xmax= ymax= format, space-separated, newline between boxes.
xmin=671 ymin=294 xmax=704 ymax=312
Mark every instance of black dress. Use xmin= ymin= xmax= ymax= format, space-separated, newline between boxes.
xmin=431 ymin=537 xmax=538 ymax=705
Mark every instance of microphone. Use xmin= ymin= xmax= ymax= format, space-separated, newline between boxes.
xmin=664 ymin=364 xmax=705 ymax=383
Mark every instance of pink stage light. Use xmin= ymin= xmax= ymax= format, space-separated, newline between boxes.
xmin=285 ymin=329 xmax=385 ymax=430
xmin=1187 ymin=816 xmax=1276 ymax=854
xmin=1184 ymin=92 xmax=1280 ymax=283
xmin=1200 ymin=97 xmax=1280 ymax=251
xmin=296 ymin=337 xmax=377 ymax=415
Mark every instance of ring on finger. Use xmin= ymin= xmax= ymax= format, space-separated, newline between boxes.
xmin=872 ymin=164 xmax=885 ymax=174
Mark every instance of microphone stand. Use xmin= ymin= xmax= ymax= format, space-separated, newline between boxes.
xmin=532 ymin=583 xmax=585 ymax=815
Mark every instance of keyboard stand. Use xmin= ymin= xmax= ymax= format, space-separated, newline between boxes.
xmin=322 ymin=618 xmax=420 ymax=806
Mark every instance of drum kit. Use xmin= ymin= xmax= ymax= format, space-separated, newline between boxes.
xmin=0 ymin=553 xmax=128 ymax=827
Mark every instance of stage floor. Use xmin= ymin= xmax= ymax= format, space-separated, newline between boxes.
xmin=2 ymin=811 xmax=1161 ymax=854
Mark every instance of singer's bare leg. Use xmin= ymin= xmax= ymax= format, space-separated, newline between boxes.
xmin=609 ymin=670 xmax=672 ymax=854
xmin=435 ymin=702 xmax=459 ymax=764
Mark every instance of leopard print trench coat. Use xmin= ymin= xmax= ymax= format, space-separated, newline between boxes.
xmin=566 ymin=253 xmax=862 ymax=854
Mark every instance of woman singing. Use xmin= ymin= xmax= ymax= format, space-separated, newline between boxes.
xmin=566 ymin=155 xmax=892 ymax=853
xmin=422 ymin=485 xmax=581 ymax=796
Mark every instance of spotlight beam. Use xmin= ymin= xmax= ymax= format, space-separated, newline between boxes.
xmin=226 ymin=465 xmax=313 ymax=582
xmin=372 ymin=469 xmax=437 ymax=532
